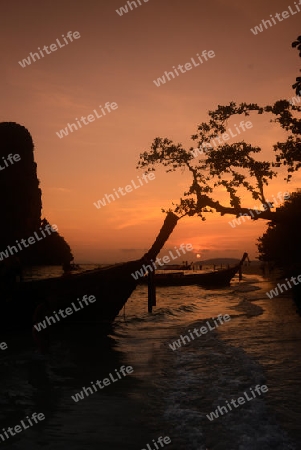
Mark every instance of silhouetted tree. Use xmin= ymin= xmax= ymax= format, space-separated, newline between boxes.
xmin=257 ymin=190 xmax=301 ymax=268
xmin=292 ymin=35 xmax=301 ymax=95
xmin=137 ymin=101 xmax=301 ymax=224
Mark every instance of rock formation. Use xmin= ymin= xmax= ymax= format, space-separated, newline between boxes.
xmin=0 ymin=122 xmax=73 ymax=265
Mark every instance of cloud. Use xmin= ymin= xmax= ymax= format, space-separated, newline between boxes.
xmin=47 ymin=187 xmax=72 ymax=193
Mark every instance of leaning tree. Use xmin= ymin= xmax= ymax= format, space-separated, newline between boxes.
xmin=136 ymin=35 xmax=301 ymax=250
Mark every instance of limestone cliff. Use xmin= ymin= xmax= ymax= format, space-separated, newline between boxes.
xmin=0 ymin=122 xmax=73 ymax=265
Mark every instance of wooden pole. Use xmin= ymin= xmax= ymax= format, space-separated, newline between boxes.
xmin=152 ymin=270 xmax=156 ymax=307
xmin=148 ymin=269 xmax=156 ymax=312
xmin=239 ymin=265 xmax=242 ymax=281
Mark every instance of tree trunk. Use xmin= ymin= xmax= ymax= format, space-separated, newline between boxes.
xmin=143 ymin=212 xmax=179 ymax=262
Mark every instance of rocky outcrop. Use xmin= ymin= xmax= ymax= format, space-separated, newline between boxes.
xmin=0 ymin=122 xmax=73 ymax=265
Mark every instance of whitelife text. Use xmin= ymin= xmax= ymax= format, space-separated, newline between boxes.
xmin=190 ymin=120 xmax=253 ymax=158
xmin=131 ymin=244 xmax=194 ymax=280
xmin=93 ymin=172 xmax=155 ymax=209
xmin=33 ymin=295 xmax=97 ymax=331
xmin=0 ymin=224 xmax=58 ymax=261
xmin=71 ymin=366 xmax=134 ymax=402
xmin=56 ymin=102 xmax=118 ymax=139
xmin=0 ymin=412 xmax=45 ymax=443
xmin=153 ymin=50 xmax=215 ymax=87
xmin=169 ymin=314 xmax=231 ymax=350
xmin=18 ymin=31 xmax=81 ymax=67
xmin=206 ymin=385 xmax=269 ymax=421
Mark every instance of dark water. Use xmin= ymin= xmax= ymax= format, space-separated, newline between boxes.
xmin=1 ymin=269 xmax=301 ymax=449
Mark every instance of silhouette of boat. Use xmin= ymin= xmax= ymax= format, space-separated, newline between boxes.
xmin=161 ymin=262 xmax=192 ymax=270
xmin=138 ymin=253 xmax=248 ymax=287
xmin=1 ymin=213 xmax=179 ymax=331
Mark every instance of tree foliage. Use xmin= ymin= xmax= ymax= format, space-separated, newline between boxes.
xmin=292 ymin=35 xmax=301 ymax=95
xmin=137 ymin=101 xmax=301 ymax=222
xmin=257 ymin=191 xmax=301 ymax=267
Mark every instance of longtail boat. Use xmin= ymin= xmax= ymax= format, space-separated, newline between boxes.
xmin=138 ymin=253 xmax=248 ymax=287
xmin=0 ymin=212 xmax=179 ymax=331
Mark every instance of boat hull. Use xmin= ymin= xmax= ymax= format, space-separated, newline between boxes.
xmin=138 ymin=253 xmax=248 ymax=288
xmin=0 ymin=261 xmax=140 ymax=331
xmin=0 ymin=212 xmax=181 ymax=332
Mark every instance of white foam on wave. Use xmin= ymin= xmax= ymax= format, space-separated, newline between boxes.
xmin=160 ymin=325 xmax=296 ymax=450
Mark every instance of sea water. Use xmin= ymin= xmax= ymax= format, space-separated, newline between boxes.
xmin=1 ymin=269 xmax=300 ymax=449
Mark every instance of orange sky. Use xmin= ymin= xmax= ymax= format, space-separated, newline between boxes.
xmin=1 ymin=0 xmax=301 ymax=263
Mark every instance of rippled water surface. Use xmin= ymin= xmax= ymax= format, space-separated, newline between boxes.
xmin=1 ymin=269 xmax=301 ymax=449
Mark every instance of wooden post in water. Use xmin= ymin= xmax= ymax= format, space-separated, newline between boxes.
xmin=148 ymin=269 xmax=156 ymax=312
xmin=152 ymin=270 xmax=156 ymax=307
xmin=239 ymin=265 xmax=242 ymax=281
